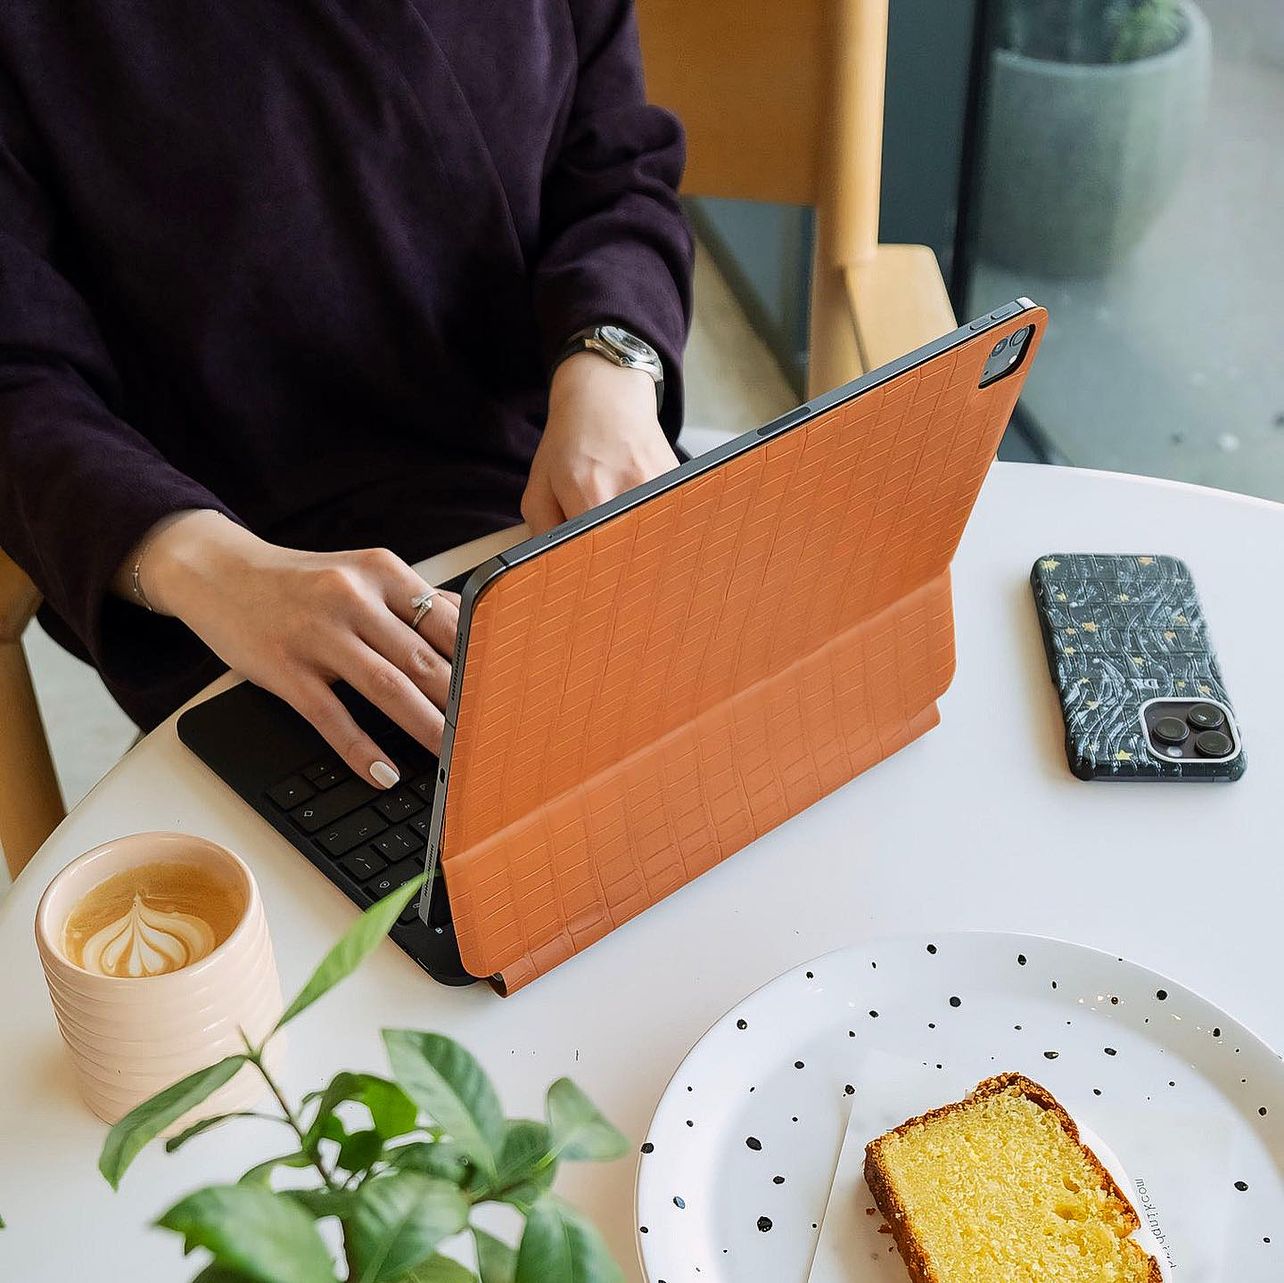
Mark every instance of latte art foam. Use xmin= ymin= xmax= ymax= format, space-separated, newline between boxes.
xmin=80 ymin=892 xmax=218 ymax=978
xmin=62 ymin=859 xmax=244 ymax=978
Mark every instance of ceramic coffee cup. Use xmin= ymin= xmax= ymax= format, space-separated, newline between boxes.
xmin=35 ymin=832 xmax=283 ymax=1125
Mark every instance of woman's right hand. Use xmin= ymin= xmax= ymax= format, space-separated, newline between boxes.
xmin=126 ymin=510 xmax=458 ymax=789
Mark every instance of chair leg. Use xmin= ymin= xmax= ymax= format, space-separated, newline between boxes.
xmin=0 ymin=640 xmax=65 ymax=880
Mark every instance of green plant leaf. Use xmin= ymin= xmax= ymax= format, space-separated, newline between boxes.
xmin=275 ymin=876 xmax=425 ymax=1032
xmin=99 ymin=1056 xmax=247 ymax=1189
xmin=282 ymin=1188 xmax=358 ymax=1221
xmin=492 ymin=1120 xmax=555 ymax=1208
xmin=238 ymin=1151 xmax=313 ymax=1188
xmin=156 ymin=1184 xmax=337 ymax=1283
xmin=303 ymin=1072 xmax=418 ymax=1152
xmin=513 ymin=1198 xmax=622 ymax=1283
xmin=385 ymin=1141 xmax=476 ymax=1188
xmin=545 ymin=1079 xmax=628 ymax=1163
xmin=383 ymin=1032 xmax=504 ymax=1180
xmin=474 ymin=1229 xmax=516 ymax=1283
xmin=165 ymin=1111 xmax=266 ymax=1154
xmin=396 ymin=1256 xmax=476 ymax=1283
xmin=347 ymin=1171 xmax=469 ymax=1283
xmin=191 ymin=1264 xmax=259 ymax=1283
xmin=338 ymin=1128 xmax=384 ymax=1174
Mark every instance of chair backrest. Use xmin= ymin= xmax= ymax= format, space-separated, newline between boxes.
xmin=635 ymin=0 xmax=888 ymax=264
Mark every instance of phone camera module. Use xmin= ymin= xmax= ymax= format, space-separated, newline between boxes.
xmin=1194 ymin=729 xmax=1233 ymax=758
xmin=1187 ymin=702 xmax=1225 ymax=731
xmin=1152 ymin=715 xmax=1189 ymax=746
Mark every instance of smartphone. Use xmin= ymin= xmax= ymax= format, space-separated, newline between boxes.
xmin=1030 ymin=553 xmax=1245 ymax=781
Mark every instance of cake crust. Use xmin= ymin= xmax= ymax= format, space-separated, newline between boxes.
xmin=863 ymin=1073 xmax=1162 ymax=1283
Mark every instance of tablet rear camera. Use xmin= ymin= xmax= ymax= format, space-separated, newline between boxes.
xmin=1187 ymin=702 xmax=1225 ymax=731
xmin=1194 ymin=729 xmax=1233 ymax=758
xmin=1152 ymin=715 xmax=1189 ymax=746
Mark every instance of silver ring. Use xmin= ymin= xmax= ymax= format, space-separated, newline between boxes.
xmin=410 ymin=588 xmax=438 ymax=631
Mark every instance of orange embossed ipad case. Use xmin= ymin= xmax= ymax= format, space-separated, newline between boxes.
xmin=423 ymin=300 xmax=1046 ymax=993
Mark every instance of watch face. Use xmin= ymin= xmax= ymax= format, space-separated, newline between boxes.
xmin=600 ymin=324 xmax=654 ymax=361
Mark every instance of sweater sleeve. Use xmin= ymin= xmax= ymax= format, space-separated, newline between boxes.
xmin=0 ymin=77 xmax=236 ymax=703
xmin=531 ymin=0 xmax=694 ymax=441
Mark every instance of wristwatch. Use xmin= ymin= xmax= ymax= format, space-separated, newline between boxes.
xmin=554 ymin=324 xmax=664 ymax=412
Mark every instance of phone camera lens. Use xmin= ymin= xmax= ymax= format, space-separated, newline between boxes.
xmin=1194 ymin=729 xmax=1233 ymax=758
xmin=1010 ymin=326 xmax=1031 ymax=347
xmin=991 ymin=337 xmax=1008 ymax=356
xmin=1152 ymin=715 xmax=1189 ymax=746
xmin=1187 ymin=702 xmax=1225 ymax=730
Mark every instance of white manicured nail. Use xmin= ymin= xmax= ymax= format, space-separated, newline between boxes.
xmin=370 ymin=760 xmax=399 ymax=789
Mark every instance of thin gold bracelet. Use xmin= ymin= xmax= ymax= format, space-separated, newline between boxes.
xmin=129 ymin=536 xmax=158 ymax=612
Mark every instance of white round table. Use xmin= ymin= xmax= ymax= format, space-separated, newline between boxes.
xmin=2 ymin=462 xmax=1281 ymax=1280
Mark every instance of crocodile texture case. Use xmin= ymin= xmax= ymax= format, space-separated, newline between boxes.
xmin=1031 ymin=553 xmax=1245 ymax=782
xmin=429 ymin=302 xmax=1046 ymax=993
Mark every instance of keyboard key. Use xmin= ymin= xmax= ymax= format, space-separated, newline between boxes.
xmin=375 ymin=787 xmax=424 ymax=823
xmin=368 ymin=856 xmax=424 ymax=899
xmin=291 ymin=778 xmax=378 ymax=833
xmin=410 ymin=773 xmax=437 ymax=801
xmin=339 ymin=849 xmax=388 ymax=883
xmin=372 ymin=825 xmax=423 ymax=860
xmin=266 ymin=775 xmax=314 ymax=809
xmin=304 ymin=762 xmax=345 ymax=791
xmin=316 ymin=807 xmax=389 ymax=857
xmin=410 ymin=815 xmax=432 ymax=841
xmin=397 ymin=893 xmax=423 ymax=927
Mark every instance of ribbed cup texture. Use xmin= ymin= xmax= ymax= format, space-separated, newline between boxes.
xmin=35 ymin=834 xmax=285 ymax=1125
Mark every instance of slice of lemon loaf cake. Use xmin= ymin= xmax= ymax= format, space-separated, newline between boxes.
xmin=864 ymin=1073 xmax=1161 ymax=1283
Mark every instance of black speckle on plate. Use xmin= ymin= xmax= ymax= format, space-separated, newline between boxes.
xmin=805 ymin=971 xmax=814 ymax=979
xmin=1044 ymin=1051 xmax=1059 ymax=1060
xmin=1214 ymin=1027 xmax=1222 ymax=1038
xmin=736 ymin=1019 xmax=748 ymax=1030
xmin=1093 ymin=1088 xmax=1103 ymax=1096
xmin=756 ymin=1216 xmax=772 ymax=1232
xmin=674 ymin=1195 xmax=686 ymax=1209
xmin=1260 ymin=1107 xmax=1269 ymax=1117
xmin=641 ymin=1142 xmax=654 ymax=1154
xmin=1104 ymin=1047 xmax=1117 ymax=1056
xmin=1017 ymin=954 xmax=1027 ymax=966
xmin=1235 ymin=1181 xmax=1249 ymax=1192
xmin=1156 ymin=989 xmax=1168 ymax=1001
xmin=639 ymin=1226 xmax=648 ymax=1234
xmin=794 ymin=1060 xmax=805 ymax=1069
xmin=773 ymin=1175 xmax=785 ymax=1185
xmin=927 ymin=944 xmax=937 ymax=954
xmin=686 ymin=1120 xmax=693 ymax=1128
xmin=845 ymin=1084 xmax=855 ymax=1096
xmin=745 ymin=1136 xmax=762 ymax=1151
xmin=949 ymin=996 xmax=962 ymax=1008
xmin=869 ymin=1010 xmax=879 ymax=1019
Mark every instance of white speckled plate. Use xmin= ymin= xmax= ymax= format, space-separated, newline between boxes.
xmin=635 ymin=933 xmax=1284 ymax=1283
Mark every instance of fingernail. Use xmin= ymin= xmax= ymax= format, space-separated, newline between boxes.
xmin=370 ymin=760 xmax=399 ymax=789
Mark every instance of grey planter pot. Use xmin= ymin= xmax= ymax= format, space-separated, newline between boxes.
xmin=977 ymin=1 xmax=1211 ymax=277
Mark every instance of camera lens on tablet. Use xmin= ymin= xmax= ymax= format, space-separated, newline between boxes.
xmin=1152 ymin=716 xmax=1189 ymax=745
xmin=1194 ymin=729 xmax=1233 ymax=758
xmin=1187 ymin=702 xmax=1225 ymax=731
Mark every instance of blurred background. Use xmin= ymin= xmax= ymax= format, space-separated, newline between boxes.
xmin=691 ymin=0 xmax=1283 ymax=495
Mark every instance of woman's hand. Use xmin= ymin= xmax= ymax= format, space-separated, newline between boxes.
xmin=521 ymin=350 xmax=677 ymax=532
xmin=124 ymin=510 xmax=457 ymax=788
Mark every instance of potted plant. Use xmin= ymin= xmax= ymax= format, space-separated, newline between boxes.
xmin=94 ymin=876 xmax=627 ymax=1283
xmin=976 ymin=0 xmax=1211 ymax=276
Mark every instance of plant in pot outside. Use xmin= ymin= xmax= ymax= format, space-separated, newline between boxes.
xmin=977 ymin=0 xmax=1211 ymax=277
xmin=94 ymin=875 xmax=628 ymax=1283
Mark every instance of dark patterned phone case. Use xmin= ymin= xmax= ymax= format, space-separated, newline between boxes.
xmin=1031 ymin=554 xmax=1245 ymax=781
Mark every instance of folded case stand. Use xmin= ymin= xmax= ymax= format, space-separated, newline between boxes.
xmin=429 ymin=305 xmax=1047 ymax=993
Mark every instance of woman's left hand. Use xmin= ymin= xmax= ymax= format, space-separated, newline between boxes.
xmin=521 ymin=350 xmax=677 ymax=533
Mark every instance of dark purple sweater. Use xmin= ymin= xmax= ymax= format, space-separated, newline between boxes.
xmin=0 ymin=1 xmax=692 ymax=728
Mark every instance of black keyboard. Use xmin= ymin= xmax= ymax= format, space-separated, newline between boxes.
xmin=178 ymin=680 xmax=474 ymax=985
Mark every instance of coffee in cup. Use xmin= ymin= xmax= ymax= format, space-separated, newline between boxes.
xmin=36 ymin=832 xmax=283 ymax=1125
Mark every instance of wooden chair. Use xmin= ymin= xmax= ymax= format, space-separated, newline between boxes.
xmin=1 ymin=0 xmax=954 ymax=880
xmin=636 ymin=0 xmax=957 ymax=397
xmin=0 ymin=550 xmax=64 ymax=880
